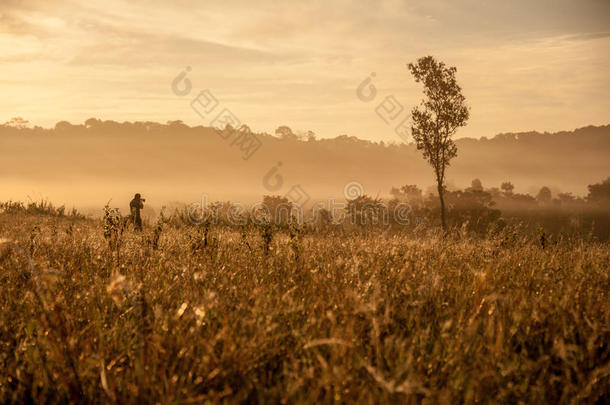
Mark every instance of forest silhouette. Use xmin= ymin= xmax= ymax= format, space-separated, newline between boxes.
xmin=1 ymin=119 xmax=608 ymax=208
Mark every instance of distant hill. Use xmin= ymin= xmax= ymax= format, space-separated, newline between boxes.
xmin=1 ymin=120 xmax=608 ymax=209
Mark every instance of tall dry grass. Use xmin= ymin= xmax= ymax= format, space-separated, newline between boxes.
xmin=0 ymin=208 xmax=608 ymax=404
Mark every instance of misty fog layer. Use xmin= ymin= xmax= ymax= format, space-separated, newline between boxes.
xmin=1 ymin=121 xmax=608 ymax=212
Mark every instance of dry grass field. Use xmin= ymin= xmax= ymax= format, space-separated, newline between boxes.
xmin=0 ymin=206 xmax=608 ymax=404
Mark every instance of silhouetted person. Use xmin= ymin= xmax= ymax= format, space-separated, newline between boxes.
xmin=130 ymin=193 xmax=145 ymax=231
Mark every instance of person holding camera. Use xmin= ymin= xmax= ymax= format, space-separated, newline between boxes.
xmin=129 ymin=193 xmax=145 ymax=231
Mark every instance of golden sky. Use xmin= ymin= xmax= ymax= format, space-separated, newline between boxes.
xmin=1 ymin=0 xmax=609 ymax=141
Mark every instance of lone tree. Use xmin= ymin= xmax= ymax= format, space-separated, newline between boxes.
xmin=408 ymin=56 xmax=469 ymax=231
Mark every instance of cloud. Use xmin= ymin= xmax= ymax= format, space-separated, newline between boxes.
xmin=565 ymin=31 xmax=610 ymax=42
xmin=68 ymin=30 xmax=282 ymax=67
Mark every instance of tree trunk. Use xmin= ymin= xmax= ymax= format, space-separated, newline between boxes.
xmin=437 ymin=182 xmax=447 ymax=232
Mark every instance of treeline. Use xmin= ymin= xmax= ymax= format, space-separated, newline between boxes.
xmin=149 ymin=177 xmax=610 ymax=242
xmin=387 ymin=177 xmax=610 ymax=239
xmin=3 ymin=117 xmax=609 ymax=151
xmin=2 ymin=118 xmax=609 ymax=202
xmin=202 ymin=177 xmax=610 ymax=237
